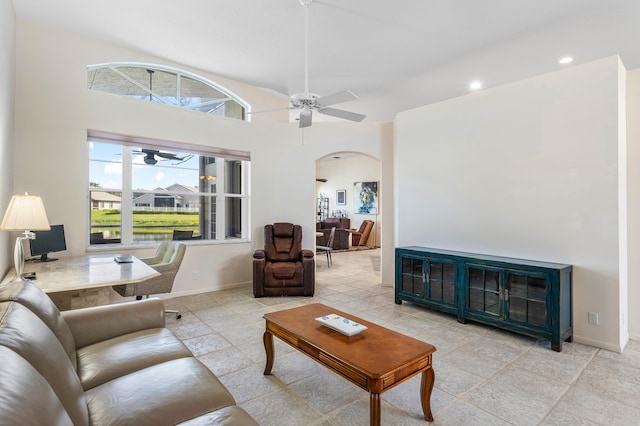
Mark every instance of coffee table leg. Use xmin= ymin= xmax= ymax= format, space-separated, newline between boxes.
xmin=420 ymin=368 xmax=435 ymax=422
xmin=263 ymin=330 xmax=274 ymax=375
xmin=370 ymin=392 xmax=381 ymax=426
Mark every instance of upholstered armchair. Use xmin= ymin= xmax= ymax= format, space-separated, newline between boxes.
xmin=351 ymin=220 xmax=374 ymax=246
xmin=253 ymin=223 xmax=315 ymax=297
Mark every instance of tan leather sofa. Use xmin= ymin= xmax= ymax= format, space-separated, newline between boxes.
xmin=0 ymin=279 xmax=257 ymax=425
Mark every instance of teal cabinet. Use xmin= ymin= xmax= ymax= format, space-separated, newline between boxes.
xmin=396 ymin=252 xmax=458 ymax=317
xmin=395 ymin=247 xmax=572 ymax=351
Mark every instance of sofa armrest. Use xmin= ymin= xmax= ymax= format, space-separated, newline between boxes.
xmin=253 ymin=249 xmax=265 ymax=260
xmin=301 ymin=249 xmax=314 ymax=259
xmin=62 ymin=298 xmax=166 ymax=349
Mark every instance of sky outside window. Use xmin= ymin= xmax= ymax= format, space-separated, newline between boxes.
xmin=89 ymin=142 xmax=202 ymax=191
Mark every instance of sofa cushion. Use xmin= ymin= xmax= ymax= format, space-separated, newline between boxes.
xmin=86 ymin=357 xmax=237 ymax=425
xmin=77 ymin=327 xmax=192 ymax=390
xmin=0 ymin=280 xmax=77 ymax=369
xmin=0 ymin=303 xmax=88 ymax=425
xmin=0 ymin=346 xmax=77 ymax=426
xmin=177 ymin=406 xmax=259 ymax=425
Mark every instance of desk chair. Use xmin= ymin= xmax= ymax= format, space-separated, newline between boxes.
xmin=316 ymin=227 xmax=335 ymax=268
xmin=112 ymin=241 xmax=186 ymax=319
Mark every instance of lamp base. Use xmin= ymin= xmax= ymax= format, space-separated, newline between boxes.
xmin=13 ymin=232 xmax=33 ymax=280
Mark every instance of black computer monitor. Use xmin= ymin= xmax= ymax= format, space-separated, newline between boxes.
xmin=30 ymin=224 xmax=67 ymax=262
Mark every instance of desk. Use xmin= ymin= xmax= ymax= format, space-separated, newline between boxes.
xmin=2 ymin=254 xmax=159 ymax=310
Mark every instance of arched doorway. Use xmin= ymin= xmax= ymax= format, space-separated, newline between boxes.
xmin=315 ymin=152 xmax=381 ymax=251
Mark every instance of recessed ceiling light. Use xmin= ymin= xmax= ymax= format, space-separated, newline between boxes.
xmin=469 ymin=81 xmax=483 ymax=91
xmin=559 ymin=57 xmax=574 ymax=65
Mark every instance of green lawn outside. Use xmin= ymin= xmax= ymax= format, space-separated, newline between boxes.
xmin=91 ymin=209 xmax=199 ymax=236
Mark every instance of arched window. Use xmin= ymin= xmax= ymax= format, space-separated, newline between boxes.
xmin=87 ymin=63 xmax=249 ymax=120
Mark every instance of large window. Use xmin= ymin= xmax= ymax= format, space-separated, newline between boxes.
xmin=87 ymin=63 xmax=249 ymax=120
xmin=88 ymin=132 xmax=250 ymax=246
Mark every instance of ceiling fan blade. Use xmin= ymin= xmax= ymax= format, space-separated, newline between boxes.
xmin=316 ymin=90 xmax=358 ymax=107
xmin=299 ymin=110 xmax=313 ymax=128
xmin=319 ymin=107 xmax=366 ymax=122
xmin=155 ymin=152 xmax=179 ymax=159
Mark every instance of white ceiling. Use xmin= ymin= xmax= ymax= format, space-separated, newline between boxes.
xmin=13 ymin=0 xmax=640 ymax=121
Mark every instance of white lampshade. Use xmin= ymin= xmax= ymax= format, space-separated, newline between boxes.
xmin=1 ymin=193 xmax=51 ymax=231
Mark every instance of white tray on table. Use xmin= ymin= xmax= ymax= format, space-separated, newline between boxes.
xmin=315 ymin=314 xmax=368 ymax=336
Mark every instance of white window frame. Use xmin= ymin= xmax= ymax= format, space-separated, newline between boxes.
xmin=88 ymin=131 xmax=251 ymax=249
xmin=87 ymin=62 xmax=252 ymax=120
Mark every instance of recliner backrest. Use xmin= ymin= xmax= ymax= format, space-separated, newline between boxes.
xmin=264 ymin=223 xmax=302 ymax=262
xmin=0 ymin=280 xmax=77 ymax=369
xmin=0 ymin=301 xmax=89 ymax=425
xmin=0 ymin=346 xmax=76 ymax=426
xmin=360 ymin=220 xmax=374 ymax=244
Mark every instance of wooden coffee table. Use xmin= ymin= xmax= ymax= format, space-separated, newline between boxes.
xmin=263 ymin=303 xmax=436 ymax=425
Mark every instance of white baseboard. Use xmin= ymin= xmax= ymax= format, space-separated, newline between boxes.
xmin=572 ymin=334 xmax=625 ymax=353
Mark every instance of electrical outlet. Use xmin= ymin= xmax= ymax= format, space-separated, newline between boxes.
xmin=588 ymin=312 xmax=599 ymax=325
xmin=192 ymin=271 xmax=199 ymax=280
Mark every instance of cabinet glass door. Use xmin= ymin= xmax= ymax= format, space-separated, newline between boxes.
xmin=467 ymin=265 xmax=502 ymax=317
xmin=400 ymin=255 xmax=425 ymax=297
xmin=506 ymin=271 xmax=548 ymax=328
xmin=427 ymin=260 xmax=456 ymax=305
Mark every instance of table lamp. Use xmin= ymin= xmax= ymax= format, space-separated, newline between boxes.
xmin=1 ymin=193 xmax=50 ymax=279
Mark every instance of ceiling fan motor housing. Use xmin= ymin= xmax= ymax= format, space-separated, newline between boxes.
xmin=291 ymin=92 xmax=321 ymax=109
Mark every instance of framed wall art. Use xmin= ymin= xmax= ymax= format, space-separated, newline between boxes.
xmin=353 ymin=181 xmax=378 ymax=214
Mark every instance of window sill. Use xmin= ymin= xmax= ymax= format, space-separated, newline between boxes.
xmin=86 ymin=238 xmax=251 ymax=253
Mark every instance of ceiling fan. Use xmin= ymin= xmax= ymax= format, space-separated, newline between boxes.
xmin=134 ymin=149 xmax=193 ymax=165
xmin=252 ymin=0 xmax=366 ymax=128
xmin=293 ymin=0 xmax=366 ymax=128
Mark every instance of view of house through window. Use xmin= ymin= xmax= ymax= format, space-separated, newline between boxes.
xmin=88 ymin=135 xmax=250 ymax=246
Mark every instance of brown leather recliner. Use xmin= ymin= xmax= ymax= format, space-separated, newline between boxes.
xmin=253 ymin=223 xmax=315 ymax=297
xmin=351 ymin=220 xmax=374 ymax=246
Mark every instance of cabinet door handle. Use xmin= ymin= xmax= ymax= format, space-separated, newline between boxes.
xmin=504 ymin=288 xmax=509 ymax=302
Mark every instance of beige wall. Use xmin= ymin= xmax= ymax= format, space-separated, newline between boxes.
xmin=0 ymin=0 xmax=16 ymax=277
xmin=395 ymin=56 xmax=628 ymax=352
xmin=11 ymin=20 xmax=391 ymax=299
xmin=627 ymin=69 xmax=640 ymax=341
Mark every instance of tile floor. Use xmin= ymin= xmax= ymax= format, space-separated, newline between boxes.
xmin=164 ymin=248 xmax=640 ymax=425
